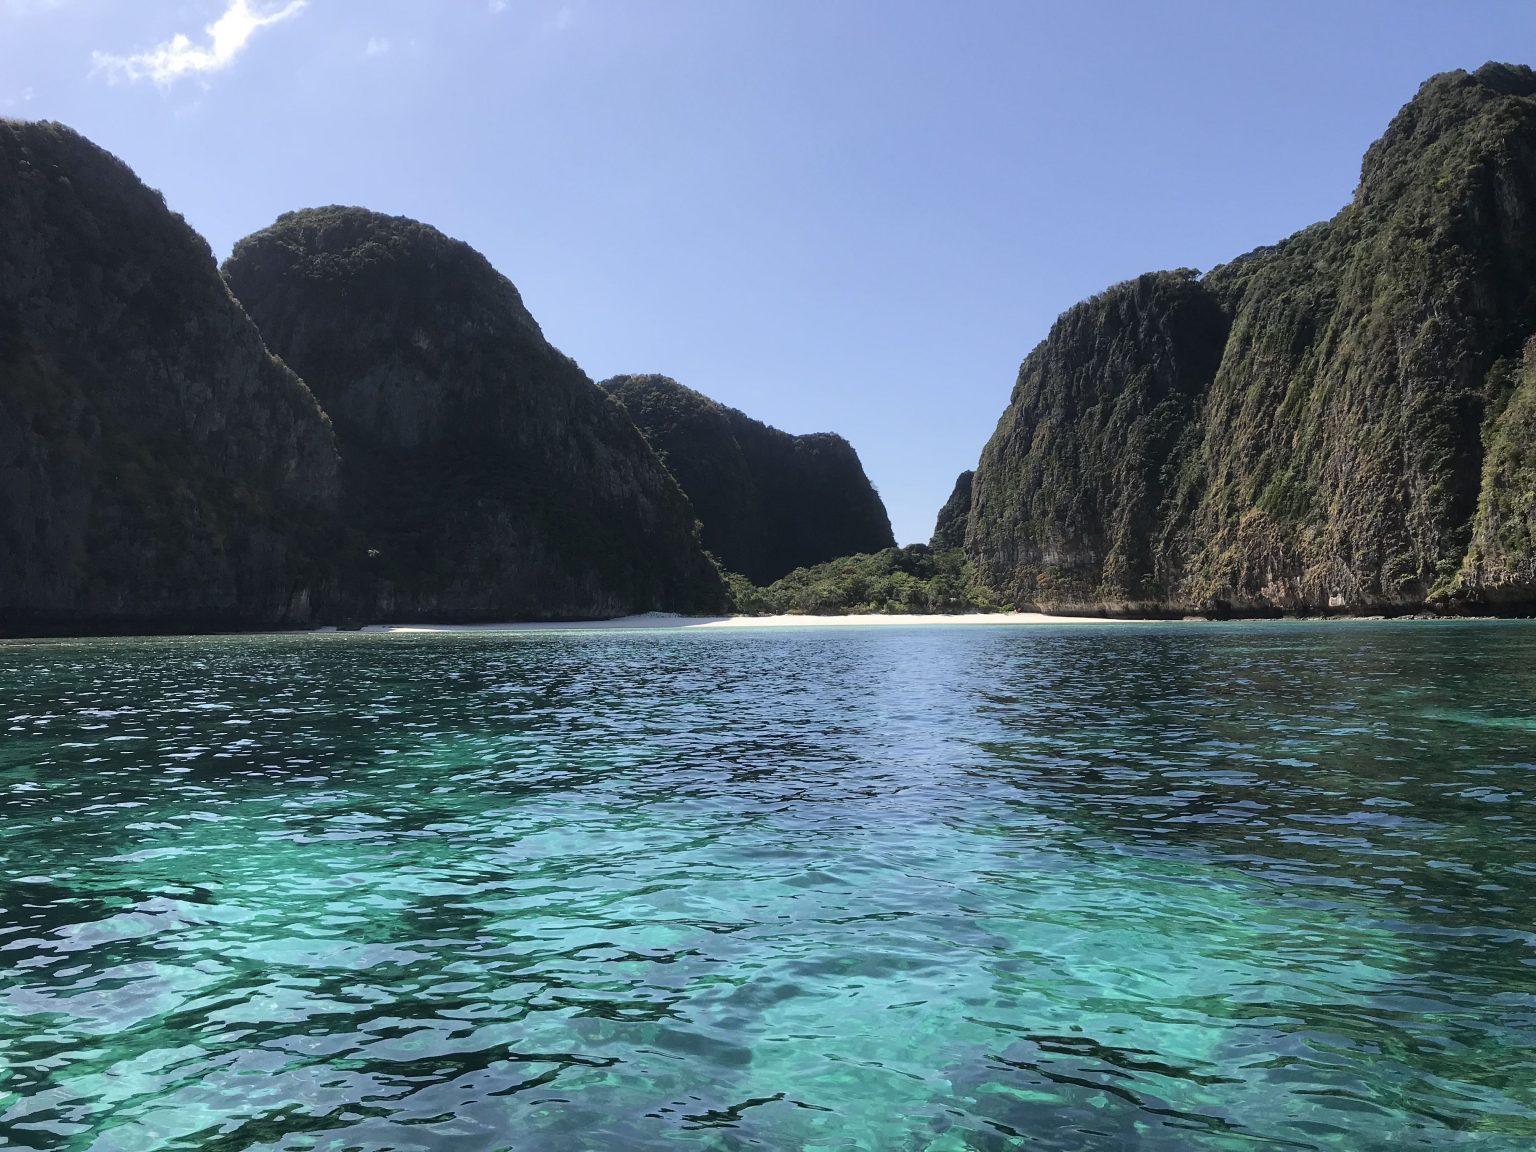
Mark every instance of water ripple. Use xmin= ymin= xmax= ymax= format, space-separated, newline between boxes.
xmin=1 ymin=622 xmax=1534 ymax=1149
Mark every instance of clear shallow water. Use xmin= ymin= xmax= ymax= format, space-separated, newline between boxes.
xmin=1 ymin=622 xmax=1534 ymax=1151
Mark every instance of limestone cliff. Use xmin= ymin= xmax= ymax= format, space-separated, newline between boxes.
xmin=930 ymin=471 xmax=973 ymax=552
xmin=603 ymin=374 xmax=895 ymax=584
xmin=1457 ymin=336 xmax=1536 ymax=602
xmin=966 ymin=64 xmax=1536 ymax=615
xmin=0 ymin=120 xmax=340 ymax=635
xmin=224 ymin=208 xmax=724 ymax=620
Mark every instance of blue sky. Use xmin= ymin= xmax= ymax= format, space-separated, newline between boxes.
xmin=3 ymin=1 xmax=1532 ymax=543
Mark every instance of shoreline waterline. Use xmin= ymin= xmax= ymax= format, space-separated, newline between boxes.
xmin=359 ymin=610 xmax=1531 ymax=634
xmin=366 ymin=610 xmax=1121 ymax=633
xmin=2 ymin=610 xmax=1528 ymax=646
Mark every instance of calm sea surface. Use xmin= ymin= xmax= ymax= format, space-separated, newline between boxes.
xmin=1 ymin=621 xmax=1534 ymax=1151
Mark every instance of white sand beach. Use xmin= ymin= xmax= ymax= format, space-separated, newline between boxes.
xmin=365 ymin=611 xmax=1118 ymax=634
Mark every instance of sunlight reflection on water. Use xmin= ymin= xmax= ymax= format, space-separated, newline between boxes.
xmin=1 ymin=621 xmax=1534 ymax=1149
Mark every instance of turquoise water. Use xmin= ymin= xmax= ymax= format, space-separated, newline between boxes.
xmin=1 ymin=622 xmax=1534 ymax=1150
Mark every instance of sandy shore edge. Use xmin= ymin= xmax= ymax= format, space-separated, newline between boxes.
xmin=363 ymin=611 xmax=1118 ymax=634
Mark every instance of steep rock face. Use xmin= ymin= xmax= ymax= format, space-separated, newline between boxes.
xmin=0 ymin=120 xmax=340 ymax=635
xmin=599 ymin=375 xmax=762 ymax=580
xmin=602 ymin=374 xmax=895 ymax=583
xmin=1457 ymin=336 xmax=1536 ymax=601
xmin=930 ymin=470 xmax=973 ymax=551
xmin=224 ymin=208 xmax=724 ymax=621
xmin=968 ymin=272 xmax=1228 ymax=609
xmin=968 ymin=64 xmax=1536 ymax=614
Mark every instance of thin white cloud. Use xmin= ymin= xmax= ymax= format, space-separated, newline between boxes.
xmin=488 ymin=1 xmax=508 ymax=13
xmin=92 ymin=0 xmax=307 ymax=86
xmin=365 ymin=36 xmax=391 ymax=57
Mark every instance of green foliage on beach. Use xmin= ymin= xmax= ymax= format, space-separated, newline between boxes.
xmin=725 ymin=546 xmax=1001 ymax=616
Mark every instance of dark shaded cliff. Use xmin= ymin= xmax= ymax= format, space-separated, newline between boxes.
xmin=603 ymin=374 xmax=895 ymax=584
xmin=930 ymin=470 xmax=973 ymax=551
xmin=967 ymin=63 xmax=1536 ymax=615
xmin=0 ymin=120 xmax=340 ymax=635
xmin=224 ymin=208 xmax=724 ymax=621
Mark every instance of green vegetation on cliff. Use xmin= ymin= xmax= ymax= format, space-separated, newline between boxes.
xmin=11 ymin=61 xmax=1536 ymax=632
xmin=965 ymin=63 xmax=1536 ymax=615
xmin=603 ymin=374 xmax=895 ymax=584
xmin=0 ymin=120 xmax=340 ymax=635
xmin=969 ymin=269 xmax=1227 ymax=612
xmin=224 ymin=209 xmax=725 ymax=622
xmin=1457 ymin=336 xmax=1536 ymax=601
xmin=930 ymin=470 xmax=974 ymax=551
xmin=726 ymin=546 xmax=997 ymax=616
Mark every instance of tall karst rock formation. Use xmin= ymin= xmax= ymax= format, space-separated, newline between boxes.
xmin=965 ymin=63 xmax=1536 ymax=615
xmin=225 ymin=208 xmax=725 ymax=621
xmin=0 ymin=121 xmax=340 ymax=635
xmin=930 ymin=470 xmax=974 ymax=553
xmin=602 ymin=374 xmax=895 ymax=584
